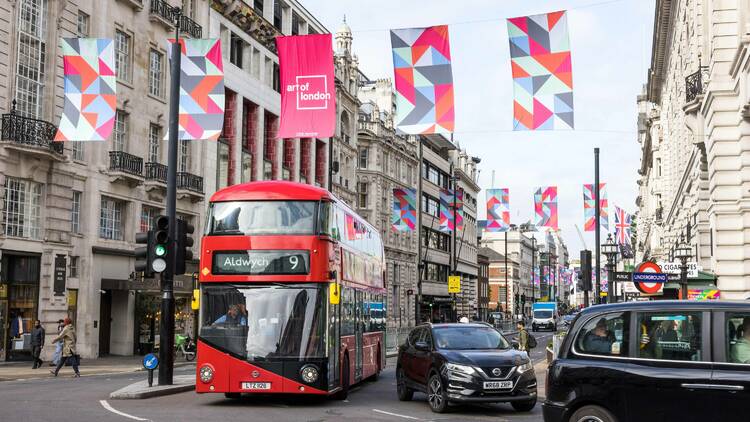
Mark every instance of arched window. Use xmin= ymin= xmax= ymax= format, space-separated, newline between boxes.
xmin=341 ymin=111 xmax=351 ymax=144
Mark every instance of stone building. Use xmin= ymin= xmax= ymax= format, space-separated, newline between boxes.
xmin=635 ymin=0 xmax=750 ymax=297
xmin=355 ymin=77 xmax=418 ymax=328
xmin=0 ymin=0 xmax=209 ymax=360
xmin=482 ymin=227 xmax=538 ymax=316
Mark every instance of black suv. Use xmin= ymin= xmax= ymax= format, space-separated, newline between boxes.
xmin=396 ymin=323 xmax=537 ymax=413
xmin=544 ymin=300 xmax=750 ymax=422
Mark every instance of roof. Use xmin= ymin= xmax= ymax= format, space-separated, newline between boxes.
xmin=422 ymin=322 xmax=494 ymax=329
xmin=209 ymin=181 xmax=332 ymax=203
xmin=478 ymin=246 xmax=517 ymax=264
xmin=579 ymin=300 xmax=750 ymax=316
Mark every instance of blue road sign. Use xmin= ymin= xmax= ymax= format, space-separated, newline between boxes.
xmin=143 ymin=353 xmax=159 ymax=370
xmin=632 ymin=272 xmax=668 ymax=283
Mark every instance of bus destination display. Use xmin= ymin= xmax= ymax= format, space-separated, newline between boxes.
xmin=213 ymin=251 xmax=310 ymax=275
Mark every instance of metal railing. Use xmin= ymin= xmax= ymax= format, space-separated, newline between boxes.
xmin=177 ymin=172 xmax=203 ymax=193
xmin=109 ymin=151 xmax=144 ymax=176
xmin=150 ymin=0 xmax=202 ymax=38
xmin=685 ymin=66 xmax=707 ymax=103
xmin=145 ymin=162 xmax=168 ymax=183
xmin=1 ymin=110 xmax=63 ymax=154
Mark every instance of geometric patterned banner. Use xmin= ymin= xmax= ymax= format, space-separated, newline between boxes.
xmin=507 ymin=10 xmax=573 ymax=130
xmin=167 ymin=38 xmax=225 ymax=140
xmin=614 ymin=205 xmax=632 ymax=246
xmin=583 ymin=183 xmax=608 ymax=231
xmin=534 ymin=186 xmax=558 ymax=230
xmin=54 ymin=38 xmax=116 ymax=141
xmin=439 ymin=189 xmax=463 ymax=233
xmin=390 ymin=25 xmax=454 ymax=134
xmin=392 ymin=188 xmax=416 ymax=232
xmin=486 ymin=188 xmax=510 ymax=232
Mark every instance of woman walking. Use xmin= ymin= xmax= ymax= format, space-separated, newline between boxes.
xmin=50 ymin=318 xmax=80 ymax=377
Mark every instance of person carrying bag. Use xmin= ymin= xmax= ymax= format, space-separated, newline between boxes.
xmin=50 ymin=318 xmax=80 ymax=378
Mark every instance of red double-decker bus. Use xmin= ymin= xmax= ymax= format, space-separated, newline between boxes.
xmin=196 ymin=181 xmax=386 ymax=399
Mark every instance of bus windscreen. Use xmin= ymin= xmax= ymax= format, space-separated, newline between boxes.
xmin=208 ymin=201 xmax=316 ymax=236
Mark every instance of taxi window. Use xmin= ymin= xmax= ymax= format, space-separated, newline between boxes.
xmin=726 ymin=313 xmax=750 ymax=364
xmin=575 ymin=312 xmax=629 ymax=357
xmin=637 ymin=312 xmax=702 ymax=361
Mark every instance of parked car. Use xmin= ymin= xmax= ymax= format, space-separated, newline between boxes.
xmin=543 ymin=300 xmax=750 ymax=422
xmin=396 ymin=323 xmax=537 ymax=413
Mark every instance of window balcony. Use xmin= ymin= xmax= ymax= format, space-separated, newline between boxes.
xmin=109 ymin=151 xmax=144 ymax=185
xmin=1 ymin=109 xmax=64 ymax=158
xmin=177 ymin=171 xmax=204 ymax=201
xmin=685 ymin=66 xmax=708 ymax=103
xmin=145 ymin=162 xmax=168 ymax=192
xmin=150 ymin=0 xmax=202 ymax=38
xmin=116 ymin=0 xmax=144 ymax=11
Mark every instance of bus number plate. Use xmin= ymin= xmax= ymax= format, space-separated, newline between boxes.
xmin=483 ymin=381 xmax=513 ymax=390
xmin=241 ymin=382 xmax=271 ymax=390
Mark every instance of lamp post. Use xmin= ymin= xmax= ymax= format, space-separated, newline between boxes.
xmin=602 ymin=234 xmax=619 ymax=303
xmin=675 ymin=234 xmax=693 ymax=300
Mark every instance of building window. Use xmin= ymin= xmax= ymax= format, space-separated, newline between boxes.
xmin=229 ymin=32 xmax=244 ymax=68
xmin=113 ymin=110 xmax=127 ymax=152
xmin=656 ymin=157 xmax=662 ymax=177
xmin=115 ymin=29 xmax=131 ymax=82
xmin=69 ymin=256 xmax=79 ymax=278
xmin=423 ymin=262 xmax=448 ymax=283
xmin=99 ymin=196 xmax=124 ymax=240
xmin=71 ymin=142 xmax=84 ymax=161
xmin=358 ymin=182 xmax=368 ymax=208
xmin=140 ymin=205 xmax=160 ymax=232
xmin=148 ymin=124 xmax=160 ymax=163
xmin=179 ymin=140 xmax=190 ymax=173
xmin=182 ymin=0 xmax=196 ymax=19
xmin=15 ymin=0 xmax=47 ymax=119
xmin=76 ymin=10 xmax=89 ymax=37
xmin=358 ymin=147 xmax=368 ymax=169
xmin=291 ymin=12 xmax=300 ymax=35
xmin=3 ymin=177 xmax=43 ymax=239
xmin=148 ymin=49 xmax=164 ymax=97
xmin=253 ymin=0 xmax=263 ymax=13
xmin=71 ymin=191 xmax=81 ymax=234
xmin=273 ymin=63 xmax=280 ymax=93
xmin=422 ymin=194 xmax=440 ymax=217
xmin=217 ymin=140 xmax=229 ymax=190
xmin=273 ymin=0 xmax=282 ymax=31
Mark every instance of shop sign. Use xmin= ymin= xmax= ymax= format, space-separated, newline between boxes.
xmin=53 ymin=255 xmax=66 ymax=296
xmin=658 ymin=261 xmax=701 ymax=278
xmin=688 ymin=289 xmax=720 ymax=300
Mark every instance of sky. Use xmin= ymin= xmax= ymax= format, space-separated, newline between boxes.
xmin=301 ymin=0 xmax=656 ymax=257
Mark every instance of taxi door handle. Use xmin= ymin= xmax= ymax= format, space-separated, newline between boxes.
xmin=681 ymin=383 xmax=744 ymax=391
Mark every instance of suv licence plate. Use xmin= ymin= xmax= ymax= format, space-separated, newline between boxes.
xmin=483 ymin=381 xmax=513 ymax=390
xmin=241 ymin=382 xmax=271 ymax=390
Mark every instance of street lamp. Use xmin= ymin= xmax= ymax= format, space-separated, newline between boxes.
xmin=675 ymin=234 xmax=693 ymax=300
xmin=602 ymin=234 xmax=619 ymax=303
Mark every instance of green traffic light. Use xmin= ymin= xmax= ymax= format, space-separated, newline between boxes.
xmin=155 ymin=244 xmax=167 ymax=257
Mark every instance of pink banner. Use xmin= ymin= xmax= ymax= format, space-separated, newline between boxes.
xmin=277 ymin=34 xmax=336 ymax=138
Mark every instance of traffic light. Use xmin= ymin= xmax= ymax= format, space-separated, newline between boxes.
xmin=135 ymin=231 xmax=155 ymax=278
xmin=580 ymin=250 xmax=592 ymax=291
xmin=175 ymin=218 xmax=195 ymax=275
xmin=152 ymin=215 xmax=170 ymax=274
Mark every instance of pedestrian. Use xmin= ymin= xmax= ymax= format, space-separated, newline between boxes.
xmin=30 ymin=319 xmax=45 ymax=369
xmin=517 ymin=321 xmax=530 ymax=352
xmin=50 ymin=319 xmax=64 ymax=367
xmin=50 ymin=318 xmax=80 ymax=377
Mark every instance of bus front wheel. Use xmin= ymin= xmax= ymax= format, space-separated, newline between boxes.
xmin=333 ymin=355 xmax=350 ymax=400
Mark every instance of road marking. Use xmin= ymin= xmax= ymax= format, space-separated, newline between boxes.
xmin=99 ymin=400 xmax=149 ymax=421
xmin=372 ymin=409 xmax=421 ymax=420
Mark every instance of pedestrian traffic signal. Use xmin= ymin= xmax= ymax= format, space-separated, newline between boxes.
xmin=175 ymin=218 xmax=194 ymax=275
xmin=152 ymin=215 xmax=170 ymax=274
xmin=135 ymin=231 xmax=155 ymax=278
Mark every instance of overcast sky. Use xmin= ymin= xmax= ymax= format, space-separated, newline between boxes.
xmin=302 ymin=0 xmax=655 ymax=257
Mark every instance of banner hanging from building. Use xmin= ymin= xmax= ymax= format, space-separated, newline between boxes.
xmin=390 ymin=25 xmax=455 ymax=134
xmin=614 ymin=206 xmax=632 ymax=246
xmin=392 ymin=188 xmax=416 ymax=232
xmin=277 ymin=34 xmax=336 ymax=138
xmin=486 ymin=188 xmax=510 ymax=232
xmin=439 ymin=188 xmax=463 ymax=233
xmin=534 ymin=186 xmax=558 ymax=230
xmin=54 ymin=38 xmax=116 ymax=142
xmin=583 ymin=183 xmax=608 ymax=231
xmin=507 ymin=10 xmax=574 ymax=130
xmin=166 ymin=38 xmax=225 ymax=140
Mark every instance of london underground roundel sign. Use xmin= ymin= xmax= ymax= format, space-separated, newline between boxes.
xmin=634 ymin=262 xmax=665 ymax=295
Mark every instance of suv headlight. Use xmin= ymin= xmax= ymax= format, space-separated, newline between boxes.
xmin=445 ymin=363 xmax=476 ymax=375
xmin=516 ymin=361 xmax=533 ymax=374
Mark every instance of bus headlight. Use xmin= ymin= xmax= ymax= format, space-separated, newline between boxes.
xmin=300 ymin=365 xmax=319 ymax=384
xmin=199 ymin=365 xmax=214 ymax=383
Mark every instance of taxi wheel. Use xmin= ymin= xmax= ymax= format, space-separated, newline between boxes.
xmin=570 ymin=405 xmax=617 ymax=422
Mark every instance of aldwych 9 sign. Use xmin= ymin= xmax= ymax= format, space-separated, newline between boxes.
xmin=213 ymin=251 xmax=309 ymax=275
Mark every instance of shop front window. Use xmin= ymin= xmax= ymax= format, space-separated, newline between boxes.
xmin=1 ymin=254 xmax=40 ymax=360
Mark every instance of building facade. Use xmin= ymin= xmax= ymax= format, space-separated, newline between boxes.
xmin=355 ymin=77 xmax=418 ymax=328
xmin=482 ymin=227 xmax=539 ymax=317
xmin=636 ymin=0 xmax=750 ymax=297
xmin=477 ymin=250 xmax=489 ymax=321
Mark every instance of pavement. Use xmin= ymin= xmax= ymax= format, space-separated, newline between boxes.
xmin=0 ymin=331 xmax=556 ymax=422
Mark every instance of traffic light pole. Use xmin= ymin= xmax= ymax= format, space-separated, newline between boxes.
xmin=159 ymin=8 xmax=182 ymax=386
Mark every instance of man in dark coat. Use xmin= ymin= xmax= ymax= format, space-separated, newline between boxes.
xmin=30 ymin=320 xmax=45 ymax=369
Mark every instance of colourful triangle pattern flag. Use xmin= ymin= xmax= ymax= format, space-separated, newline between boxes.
xmin=392 ymin=188 xmax=417 ymax=232
xmin=486 ymin=188 xmax=510 ymax=232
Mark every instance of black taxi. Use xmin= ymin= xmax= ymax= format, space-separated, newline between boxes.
xmin=543 ymin=300 xmax=750 ymax=422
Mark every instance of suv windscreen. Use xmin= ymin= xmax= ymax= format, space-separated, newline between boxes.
xmin=433 ymin=326 xmax=510 ymax=350
xmin=534 ymin=310 xmax=553 ymax=319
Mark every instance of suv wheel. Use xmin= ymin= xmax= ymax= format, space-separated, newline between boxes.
xmin=396 ymin=367 xmax=413 ymax=401
xmin=570 ymin=405 xmax=617 ymax=422
xmin=427 ymin=373 xmax=448 ymax=413
xmin=511 ymin=398 xmax=536 ymax=412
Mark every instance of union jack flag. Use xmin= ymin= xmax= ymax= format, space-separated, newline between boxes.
xmin=614 ymin=206 xmax=632 ymax=246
